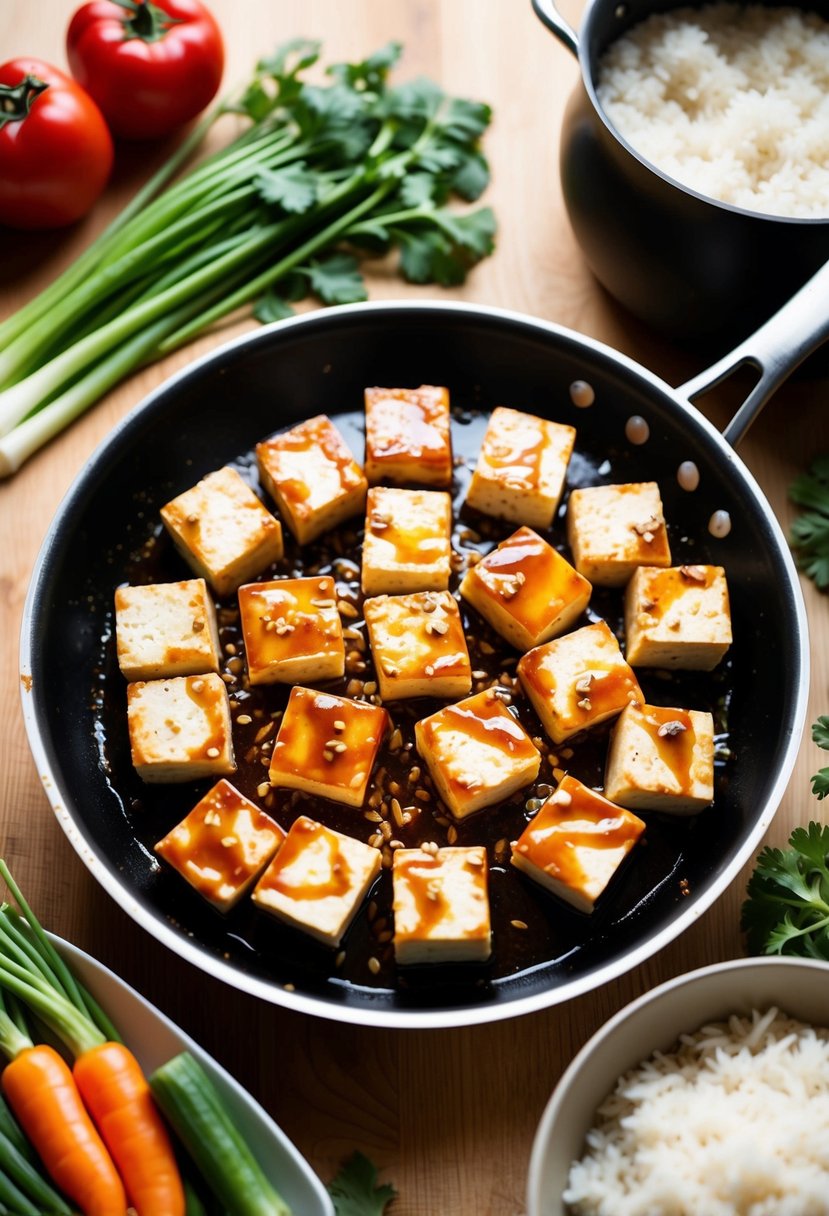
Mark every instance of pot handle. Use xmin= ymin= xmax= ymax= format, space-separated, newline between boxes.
xmin=678 ymin=259 xmax=829 ymax=448
xmin=531 ymin=0 xmax=579 ymax=56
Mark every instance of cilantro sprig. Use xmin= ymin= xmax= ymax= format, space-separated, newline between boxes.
xmin=742 ymin=720 xmax=829 ymax=956
xmin=328 ymin=1153 xmax=396 ymax=1216
xmin=742 ymin=822 xmax=829 ymax=958
xmin=0 ymin=38 xmax=496 ymax=475
xmin=789 ymin=457 xmax=829 ymax=589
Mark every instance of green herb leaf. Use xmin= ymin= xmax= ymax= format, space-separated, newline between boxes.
xmin=436 ymin=206 xmax=497 ymax=257
xmin=256 ymin=164 xmax=320 ymax=214
xmin=813 ymin=717 xmax=829 ymax=751
xmin=328 ymin=1153 xmax=396 ymax=1216
xmin=308 ymin=253 xmax=367 ymax=305
xmin=258 ymin=39 xmax=322 ymax=82
xmin=328 ymin=42 xmax=402 ymax=92
xmin=789 ymin=456 xmax=829 ymax=589
xmin=451 ymin=149 xmax=490 ymax=201
xmin=741 ymin=821 xmax=829 ymax=957
xmin=812 ymin=770 xmax=829 ymax=800
xmin=253 ymin=292 xmax=295 ymax=324
xmin=399 ymin=173 xmax=437 ymax=208
xmin=439 ymin=97 xmax=492 ymax=143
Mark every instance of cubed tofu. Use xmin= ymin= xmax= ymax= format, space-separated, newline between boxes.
xmin=364 ymin=385 xmax=453 ymax=487
xmin=465 ymin=407 xmax=576 ymax=529
xmin=364 ymin=591 xmax=472 ymax=702
xmin=256 ymin=414 xmax=367 ymax=545
xmin=161 ymin=466 xmax=284 ymax=597
xmin=566 ymin=481 xmax=671 ymax=587
xmin=127 ymin=673 xmax=235 ymax=783
xmin=625 ymin=565 xmax=732 ymax=670
xmin=252 ymin=815 xmax=380 ymax=947
xmin=268 ymin=687 xmax=388 ymax=807
xmin=238 ymin=576 xmax=344 ymax=686
xmin=155 ymin=779 xmax=285 ymax=912
xmin=392 ymin=847 xmax=491 ymax=965
xmin=114 ymin=578 xmax=221 ymax=681
xmin=605 ymin=702 xmax=715 ymax=815
xmin=511 ymin=774 xmax=645 ymax=913
xmin=460 ymin=526 xmax=591 ymax=651
xmin=415 ymin=689 xmax=541 ymax=819
xmin=361 ymin=487 xmax=452 ymax=596
xmin=518 ymin=620 xmax=642 ymax=745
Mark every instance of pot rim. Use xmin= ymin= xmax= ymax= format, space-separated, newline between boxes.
xmin=574 ymin=0 xmax=829 ymax=227
xmin=18 ymin=299 xmax=810 ymax=1029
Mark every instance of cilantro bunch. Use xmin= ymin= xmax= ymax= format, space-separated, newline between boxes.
xmin=0 ymin=39 xmax=496 ymax=476
xmin=741 ymin=720 xmax=829 ymax=957
xmin=328 ymin=1153 xmax=396 ymax=1215
xmin=789 ymin=456 xmax=829 ymax=589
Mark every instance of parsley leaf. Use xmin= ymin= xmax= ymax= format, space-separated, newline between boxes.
xmin=741 ymin=820 xmax=829 ymax=957
xmin=811 ymin=718 xmax=829 ymax=798
xmin=256 ymin=164 xmax=319 ymax=214
xmin=252 ymin=292 xmax=295 ymax=323
xmin=328 ymin=42 xmax=402 ymax=92
xmin=308 ymin=253 xmax=367 ymax=305
xmin=790 ymin=456 xmax=829 ymax=589
xmin=328 ymin=1152 xmax=396 ymax=1216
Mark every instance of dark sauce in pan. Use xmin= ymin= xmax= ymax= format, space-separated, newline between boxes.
xmin=91 ymin=408 xmax=732 ymax=998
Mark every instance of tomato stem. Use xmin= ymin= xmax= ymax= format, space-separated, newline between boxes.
xmin=0 ymin=76 xmax=48 ymax=129
xmin=111 ymin=0 xmax=183 ymax=44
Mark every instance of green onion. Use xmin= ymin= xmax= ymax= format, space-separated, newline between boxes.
xmin=151 ymin=1052 xmax=291 ymax=1216
xmin=0 ymin=38 xmax=495 ymax=476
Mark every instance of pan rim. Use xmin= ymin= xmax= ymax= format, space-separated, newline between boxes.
xmin=18 ymin=299 xmax=810 ymax=1029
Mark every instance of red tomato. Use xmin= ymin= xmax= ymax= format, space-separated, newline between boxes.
xmin=67 ymin=0 xmax=224 ymax=141
xmin=0 ymin=58 xmax=114 ymax=230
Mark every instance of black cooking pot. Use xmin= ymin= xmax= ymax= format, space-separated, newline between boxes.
xmin=19 ymin=261 xmax=829 ymax=1027
xmin=532 ymin=0 xmax=829 ymax=352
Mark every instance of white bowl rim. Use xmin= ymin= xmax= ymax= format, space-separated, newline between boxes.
xmin=527 ymin=955 xmax=829 ymax=1214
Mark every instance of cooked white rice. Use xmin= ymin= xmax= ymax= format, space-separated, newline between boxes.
xmin=597 ymin=6 xmax=829 ymax=218
xmin=565 ymin=1007 xmax=829 ymax=1215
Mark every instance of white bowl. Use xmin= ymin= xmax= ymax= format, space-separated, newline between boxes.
xmin=527 ymin=956 xmax=829 ymax=1216
xmin=57 ymin=936 xmax=334 ymax=1216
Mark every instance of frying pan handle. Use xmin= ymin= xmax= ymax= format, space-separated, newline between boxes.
xmin=531 ymin=0 xmax=579 ymax=56
xmin=678 ymin=259 xmax=829 ymax=448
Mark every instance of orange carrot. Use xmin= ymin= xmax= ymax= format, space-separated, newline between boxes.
xmin=75 ymin=1041 xmax=185 ymax=1216
xmin=2 ymin=1043 xmax=127 ymax=1216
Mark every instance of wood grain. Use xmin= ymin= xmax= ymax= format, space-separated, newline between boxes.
xmin=1 ymin=2 xmax=828 ymax=1212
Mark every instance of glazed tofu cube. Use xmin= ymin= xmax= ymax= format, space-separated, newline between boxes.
xmin=511 ymin=774 xmax=645 ymax=913
xmin=566 ymin=481 xmax=671 ymax=587
xmin=605 ymin=703 xmax=715 ymax=815
xmin=256 ymin=414 xmax=367 ymax=545
xmin=155 ymin=779 xmax=285 ymax=912
xmin=364 ymin=385 xmax=453 ymax=487
xmin=268 ymin=687 xmax=388 ymax=807
xmin=252 ymin=816 xmax=380 ymax=947
xmin=238 ymin=576 xmax=344 ymax=686
xmin=361 ymin=487 xmax=452 ymax=596
xmin=460 ymin=526 xmax=591 ymax=651
xmin=465 ymin=407 xmax=576 ymax=529
xmin=392 ymin=847 xmax=491 ymax=964
xmin=364 ymin=591 xmax=472 ymax=702
xmin=625 ymin=565 xmax=732 ymax=670
xmin=415 ymin=689 xmax=541 ymax=819
xmin=517 ymin=620 xmax=642 ymax=745
xmin=127 ymin=673 xmax=235 ymax=783
xmin=161 ymin=466 xmax=284 ymax=598
xmin=114 ymin=578 xmax=221 ymax=681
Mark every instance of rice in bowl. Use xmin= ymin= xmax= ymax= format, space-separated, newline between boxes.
xmin=565 ymin=1007 xmax=829 ymax=1215
xmin=597 ymin=5 xmax=829 ymax=219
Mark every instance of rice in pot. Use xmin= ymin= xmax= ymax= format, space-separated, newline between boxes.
xmin=565 ymin=1007 xmax=829 ymax=1215
xmin=597 ymin=6 xmax=829 ymax=219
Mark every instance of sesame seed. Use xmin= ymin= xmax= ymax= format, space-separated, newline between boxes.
xmin=203 ymin=810 xmax=222 ymax=827
xmin=190 ymin=679 xmax=204 ymax=693
xmin=338 ymin=600 xmax=359 ymax=619
xmin=256 ymin=781 xmax=271 ymax=798
xmin=221 ymin=836 xmax=236 ymax=848
xmin=368 ymin=957 xmax=381 ymax=975
xmin=511 ymin=919 xmax=528 ymax=931
xmin=237 ymin=714 xmax=252 ymax=725
xmin=206 ymin=747 xmax=220 ymax=758
xmin=335 ymin=950 xmax=346 ymax=968
xmin=447 ymin=825 xmax=458 ymax=845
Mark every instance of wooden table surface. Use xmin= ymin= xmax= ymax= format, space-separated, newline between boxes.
xmin=2 ymin=2 xmax=828 ymax=1212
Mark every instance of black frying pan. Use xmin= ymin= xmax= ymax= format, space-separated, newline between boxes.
xmin=20 ymin=285 xmax=821 ymax=1028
